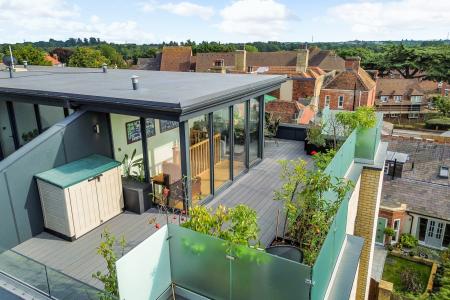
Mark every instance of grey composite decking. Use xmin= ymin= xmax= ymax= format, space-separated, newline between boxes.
xmin=12 ymin=140 xmax=310 ymax=289
xmin=207 ymin=139 xmax=311 ymax=246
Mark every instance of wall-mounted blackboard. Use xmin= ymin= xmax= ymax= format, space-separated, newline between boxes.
xmin=159 ymin=120 xmax=179 ymax=133
xmin=126 ymin=118 xmax=156 ymax=144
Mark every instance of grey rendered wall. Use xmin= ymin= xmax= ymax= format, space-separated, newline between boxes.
xmin=0 ymin=111 xmax=113 ymax=251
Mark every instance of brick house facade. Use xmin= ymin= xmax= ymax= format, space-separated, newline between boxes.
xmin=319 ymin=57 xmax=377 ymax=111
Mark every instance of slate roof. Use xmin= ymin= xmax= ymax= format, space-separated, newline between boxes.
xmin=247 ymin=51 xmax=298 ymax=67
xmin=323 ymin=68 xmax=376 ymax=91
xmin=132 ymin=54 xmax=162 ymax=71
xmin=382 ymin=179 xmax=450 ymax=221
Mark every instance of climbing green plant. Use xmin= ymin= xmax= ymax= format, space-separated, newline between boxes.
xmin=274 ymin=159 xmax=354 ymax=265
xmin=93 ymin=229 xmax=126 ymax=300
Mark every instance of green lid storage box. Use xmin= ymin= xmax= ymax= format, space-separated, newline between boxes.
xmin=35 ymin=154 xmax=123 ymax=240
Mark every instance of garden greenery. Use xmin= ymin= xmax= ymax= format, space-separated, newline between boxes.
xmin=274 ymin=158 xmax=354 ymax=265
xmin=399 ymin=233 xmax=419 ymax=249
xmin=93 ymin=229 xmax=126 ymax=300
xmin=336 ymin=106 xmax=377 ymax=135
xmin=182 ymin=204 xmax=259 ymax=247
xmin=121 ymin=149 xmax=145 ymax=183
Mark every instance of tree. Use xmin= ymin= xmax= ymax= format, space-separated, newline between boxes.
xmin=6 ymin=44 xmax=51 ymax=65
xmin=98 ymin=44 xmax=126 ymax=68
xmin=432 ymin=96 xmax=450 ymax=117
xmin=68 ymin=47 xmax=109 ymax=68
xmin=244 ymin=44 xmax=258 ymax=52
xmin=49 ymin=48 xmax=73 ymax=64
xmin=336 ymin=106 xmax=377 ymax=135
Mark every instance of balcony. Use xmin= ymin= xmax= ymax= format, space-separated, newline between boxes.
xmin=116 ymin=114 xmax=384 ymax=300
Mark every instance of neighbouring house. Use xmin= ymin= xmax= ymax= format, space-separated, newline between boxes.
xmin=265 ymin=99 xmax=315 ymax=125
xmin=319 ymin=57 xmax=377 ymax=111
xmin=376 ymin=135 xmax=450 ymax=249
xmin=0 ymin=66 xmax=386 ymax=300
xmin=131 ymin=54 xmax=162 ymax=70
xmin=44 ymin=53 xmax=61 ymax=66
xmin=159 ymin=46 xmax=193 ymax=72
xmin=375 ymin=78 xmax=441 ymax=120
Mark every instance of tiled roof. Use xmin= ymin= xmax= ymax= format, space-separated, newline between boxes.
xmin=308 ymin=50 xmax=345 ymax=71
xmin=246 ymin=51 xmax=298 ymax=67
xmin=195 ymin=52 xmax=236 ymax=72
xmin=44 ymin=54 xmax=60 ymax=65
xmin=323 ymin=68 xmax=376 ymax=91
xmin=382 ymin=179 xmax=450 ymax=220
xmin=160 ymin=46 xmax=192 ymax=72
xmin=133 ymin=54 xmax=162 ymax=70
xmin=375 ymin=78 xmax=434 ymax=97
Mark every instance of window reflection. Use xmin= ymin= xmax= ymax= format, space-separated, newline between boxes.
xmin=249 ymin=98 xmax=260 ymax=163
xmin=189 ymin=114 xmax=211 ymax=206
xmin=233 ymin=102 xmax=246 ymax=176
xmin=213 ymin=108 xmax=230 ymax=190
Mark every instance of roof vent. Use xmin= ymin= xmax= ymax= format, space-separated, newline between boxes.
xmin=131 ymin=75 xmax=139 ymax=90
xmin=102 ymin=63 xmax=107 ymax=73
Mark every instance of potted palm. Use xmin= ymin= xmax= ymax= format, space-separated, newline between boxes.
xmin=121 ymin=149 xmax=152 ymax=214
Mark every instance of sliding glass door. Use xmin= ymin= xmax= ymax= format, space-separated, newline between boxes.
xmin=248 ymin=98 xmax=260 ymax=164
xmin=233 ymin=102 xmax=246 ymax=177
xmin=213 ymin=108 xmax=231 ymax=190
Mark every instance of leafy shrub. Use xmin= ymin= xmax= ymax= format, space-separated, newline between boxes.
xmin=425 ymin=118 xmax=450 ymax=130
xmin=312 ymin=149 xmax=336 ymax=171
xmin=384 ymin=227 xmax=395 ymax=237
xmin=182 ymin=204 xmax=259 ymax=247
xmin=400 ymin=234 xmax=419 ymax=249
xmin=400 ymin=269 xmax=423 ymax=293
xmin=386 ymin=244 xmax=394 ymax=251
xmin=409 ymin=249 xmax=418 ymax=257
xmin=306 ymin=123 xmax=326 ymax=147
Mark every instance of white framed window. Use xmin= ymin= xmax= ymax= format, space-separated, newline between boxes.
xmin=408 ymin=112 xmax=419 ymax=119
xmin=392 ymin=219 xmax=401 ymax=243
xmin=411 ymin=96 xmax=423 ymax=104
xmin=325 ymin=95 xmax=331 ymax=107
xmin=338 ymin=95 xmax=344 ymax=108
xmin=380 ymin=96 xmax=389 ymax=102
xmin=394 ymin=95 xmax=402 ymax=103
xmin=428 ymin=220 xmax=435 ymax=237
xmin=437 ymin=223 xmax=444 ymax=239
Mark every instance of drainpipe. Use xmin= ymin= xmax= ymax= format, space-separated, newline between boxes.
xmin=407 ymin=211 xmax=415 ymax=235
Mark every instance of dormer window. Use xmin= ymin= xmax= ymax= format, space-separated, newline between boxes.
xmin=394 ymin=96 xmax=402 ymax=103
xmin=380 ymin=96 xmax=389 ymax=102
xmin=411 ymin=96 xmax=422 ymax=104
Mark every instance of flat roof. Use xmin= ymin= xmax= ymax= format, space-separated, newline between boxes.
xmin=0 ymin=66 xmax=285 ymax=120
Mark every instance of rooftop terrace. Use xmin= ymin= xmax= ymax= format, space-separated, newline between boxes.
xmin=10 ymin=140 xmax=309 ymax=289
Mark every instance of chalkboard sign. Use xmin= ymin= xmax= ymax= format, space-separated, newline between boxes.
xmin=126 ymin=118 xmax=156 ymax=144
xmin=159 ymin=120 xmax=179 ymax=133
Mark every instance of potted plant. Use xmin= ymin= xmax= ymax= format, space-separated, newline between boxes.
xmin=121 ymin=149 xmax=152 ymax=214
xmin=305 ymin=123 xmax=327 ymax=155
xmin=384 ymin=227 xmax=395 ymax=245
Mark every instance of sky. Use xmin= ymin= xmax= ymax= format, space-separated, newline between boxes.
xmin=0 ymin=0 xmax=449 ymax=44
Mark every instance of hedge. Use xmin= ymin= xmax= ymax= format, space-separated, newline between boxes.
xmin=425 ymin=118 xmax=450 ymax=130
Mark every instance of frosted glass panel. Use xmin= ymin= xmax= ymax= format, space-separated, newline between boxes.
xmin=39 ymin=105 xmax=65 ymax=130
xmin=117 ymin=226 xmax=171 ymax=300
xmin=168 ymin=224 xmax=230 ymax=300
xmin=231 ymin=245 xmax=311 ymax=300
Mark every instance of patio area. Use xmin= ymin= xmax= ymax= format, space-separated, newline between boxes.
xmin=11 ymin=139 xmax=310 ymax=289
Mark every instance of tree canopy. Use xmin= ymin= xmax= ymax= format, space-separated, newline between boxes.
xmin=1 ymin=44 xmax=51 ymax=66
xmin=68 ymin=47 xmax=108 ymax=68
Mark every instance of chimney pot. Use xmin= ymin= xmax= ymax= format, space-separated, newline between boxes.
xmin=131 ymin=75 xmax=139 ymax=90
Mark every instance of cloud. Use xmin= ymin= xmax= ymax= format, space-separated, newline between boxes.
xmin=328 ymin=0 xmax=450 ymax=39
xmin=218 ymin=0 xmax=295 ymax=40
xmin=140 ymin=1 xmax=214 ymax=20
xmin=0 ymin=0 xmax=154 ymax=43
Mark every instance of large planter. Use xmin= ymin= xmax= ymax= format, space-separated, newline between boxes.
xmin=122 ymin=178 xmax=152 ymax=214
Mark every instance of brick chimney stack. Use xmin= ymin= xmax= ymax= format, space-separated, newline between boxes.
xmin=296 ymin=48 xmax=309 ymax=73
xmin=345 ymin=56 xmax=361 ymax=72
xmin=234 ymin=50 xmax=247 ymax=72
